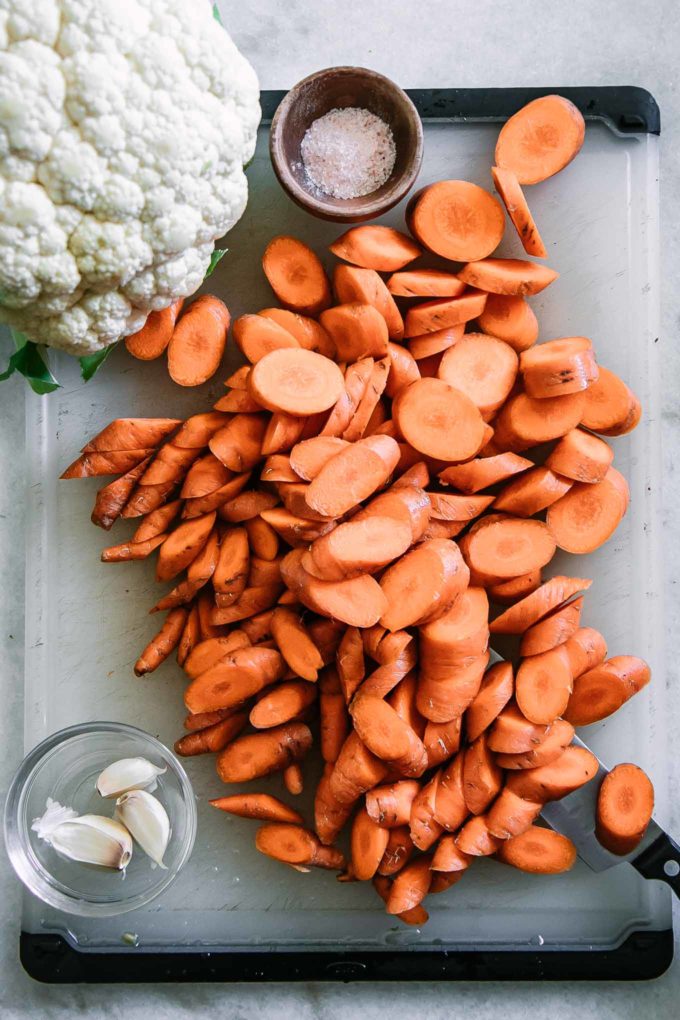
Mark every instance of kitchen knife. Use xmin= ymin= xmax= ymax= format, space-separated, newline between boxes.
xmin=540 ymin=736 xmax=680 ymax=898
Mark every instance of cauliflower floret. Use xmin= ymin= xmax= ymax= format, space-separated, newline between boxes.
xmin=0 ymin=0 xmax=260 ymax=354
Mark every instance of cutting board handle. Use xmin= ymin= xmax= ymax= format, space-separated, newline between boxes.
xmin=634 ymin=832 xmax=680 ymax=898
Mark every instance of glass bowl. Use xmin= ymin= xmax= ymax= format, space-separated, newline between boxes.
xmin=4 ymin=722 xmax=197 ymax=917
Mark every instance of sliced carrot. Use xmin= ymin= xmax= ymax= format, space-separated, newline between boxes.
xmin=458 ymin=258 xmax=558 ymax=296
xmin=419 ymin=587 xmax=490 ymax=659
xmin=438 ymin=332 xmax=518 ymax=420
xmin=305 ymin=434 xmax=400 ymax=518
xmin=393 ymin=377 xmax=485 ymax=462
xmin=431 ymin=835 xmax=472 ymax=872
xmin=546 ymin=468 xmax=629 ymax=554
xmin=418 ymin=654 xmax=489 ymax=725
xmin=184 ymin=646 xmax=284 ymax=714
xmin=329 ymin=731 xmax=389 ymax=806
xmin=581 ymin=365 xmax=641 ymax=436
xmin=462 ymin=515 xmax=556 ymax=579
xmin=217 ymin=721 xmax=313 ymax=783
xmin=487 ymin=569 xmax=541 ymax=605
xmin=319 ymin=360 xmax=373 ymax=438
xmin=259 ymin=307 xmax=335 ymax=358
xmin=225 ymin=365 xmax=250 ymax=389
xmin=220 ymin=490 xmax=279 ymax=525
xmin=428 ymin=493 xmax=495 ymax=525
xmin=335 ymin=626 xmax=365 ymax=704
xmin=262 ymin=236 xmax=331 ymax=316
xmin=211 ymin=584 xmax=282 ymax=625
xmin=373 ymin=874 xmax=429 ymax=926
xmin=125 ymin=298 xmax=185 ymax=360
xmin=255 ymin=823 xmax=343 ymax=871
xmin=409 ymin=350 xmax=443 ymax=378
xmin=408 ymin=324 xmax=464 ymax=360
xmin=333 ymin=264 xmax=403 ymax=340
xmin=260 ymin=507 xmax=336 ymax=547
xmin=91 ymin=456 xmax=151 ymax=530
xmin=493 ymin=466 xmax=573 ymax=516
xmin=351 ymin=807 xmax=390 ymax=880
xmin=260 ymin=455 xmax=301 ymax=484
xmin=177 ymin=603 xmax=201 ymax=668
xmin=341 ymin=356 xmax=390 ymax=442
xmin=406 ymin=180 xmax=505 ymax=261
xmin=173 ymin=411 xmax=231 ymax=450
xmin=260 ymin=413 xmax=305 ymax=456
xmin=174 ymin=712 xmax=247 ymax=756
xmin=352 ymin=640 xmax=416 ymax=703
xmin=81 ymin=418 xmax=181 ymax=453
xmin=184 ymin=632 xmax=251 ymax=680
xmin=495 ymin=95 xmax=585 ymax=185
xmin=596 ymin=763 xmax=654 ymax=855
xmin=351 ymin=696 xmax=427 ymax=777
xmin=282 ymin=548 xmax=388 ymax=628
xmin=196 ymin=588 xmax=223 ymax=640
xmin=455 ymin=815 xmax=501 ymax=857
xmin=152 ymin=527 xmax=220 ymax=610
xmin=233 ymin=313 xmax=300 ymax=364
xmin=487 ymin=703 xmax=549 ymax=754
xmin=385 ymin=342 xmax=420 ymax=399
xmin=289 ymin=437 xmax=349 ymax=481
xmin=515 ymin=645 xmax=573 ymax=724
xmin=366 ymin=781 xmax=421 ymax=828
xmin=387 ymin=672 xmax=426 ymax=739
xmin=155 ymin=512 xmax=215 ymax=582
xmin=184 ymin=706 xmax=242 ymax=731
xmin=506 ymin=745 xmax=598 ymax=801
xmin=181 ymin=454 xmax=231 ymax=499
xmin=520 ymin=597 xmax=583 ymax=657
xmin=306 ymin=515 xmax=412 ymax=582
xmin=134 ymin=607 xmax=188 ymax=675
xmin=491 ymin=166 xmax=547 ymax=257
xmin=564 ymin=655 xmax=651 ymax=726
xmin=404 ymin=291 xmax=488 ymax=338
xmin=385 ymin=854 xmax=433 ymax=914
xmin=318 ymin=667 xmax=350 ymax=763
xmin=248 ymin=348 xmax=344 ymax=417
xmin=61 ymin=448 xmax=156 ymax=478
xmin=315 ymin=763 xmax=353 ymax=844
xmin=181 ymin=471 xmax=252 ymax=519
xmin=520 ymin=337 xmax=598 ymax=398
xmin=424 ymin=717 xmax=462 ymax=768
xmin=563 ymin=626 xmax=607 ymax=678
xmin=409 ymin=774 xmax=444 ymax=850
xmin=270 ymin=606 xmax=324 ymax=681
xmin=247 ymin=554 xmax=281 ymax=589
xmin=387 ymin=269 xmax=466 ymax=298
xmin=486 ymin=788 xmax=543 ymax=839
xmin=393 ymin=461 xmax=429 ymax=489
xmin=463 ymin=732 xmax=503 ymax=815
xmin=240 ymin=610 xmax=275 ymax=643
xmin=211 ymin=526 xmax=249 ymax=604
xmin=329 ymin=225 xmax=421 ymax=272
xmin=210 ymin=793 xmax=304 ymax=825
xmin=439 ymin=453 xmax=531 ymax=495
xmin=495 ymin=718 xmax=575 ymax=770
xmin=377 ymin=825 xmax=415 ymax=876
xmin=355 ymin=484 xmax=431 ymax=543
xmin=209 ymin=414 xmax=267 ymax=472
xmin=546 ymin=429 xmax=613 ymax=484
xmin=465 ymin=662 xmax=515 ymax=741
xmin=495 ymin=390 xmax=587 ymax=452
xmin=168 ymin=295 xmax=230 ymax=387
xmin=131 ymin=500 xmax=182 ymax=542
xmin=380 ymin=538 xmax=470 ymax=632
xmin=497 ymin=825 xmax=577 ymax=874
xmin=477 ymin=294 xmax=539 ymax=352
xmin=319 ymin=302 xmax=389 ymax=362
xmin=250 ymin=680 xmax=317 ymax=729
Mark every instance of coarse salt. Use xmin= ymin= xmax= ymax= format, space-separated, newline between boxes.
xmin=300 ymin=107 xmax=396 ymax=200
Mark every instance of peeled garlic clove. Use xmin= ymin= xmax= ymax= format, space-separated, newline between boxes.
xmin=96 ymin=757 xmax=166 ymax=798
xmin=49 ymin=815 xmax=133 ymax=870
xmin=115 ymin=790 xmax=170 ymax=869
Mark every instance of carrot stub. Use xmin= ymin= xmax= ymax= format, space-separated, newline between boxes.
xmin=134 ymin=608 xmax=188 ymax=676
xmin=596 ymin=763 xmax=654 ymax=856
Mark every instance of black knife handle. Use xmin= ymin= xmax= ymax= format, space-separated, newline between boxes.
xmin=634 ymin=833 xmax=680 ymax=898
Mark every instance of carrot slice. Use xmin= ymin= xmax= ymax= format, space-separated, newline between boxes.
xmin=493 ymin=466 xmax=573 ymax=516
xmin=487 ymin=703 xmax=549 ymax=753
xmin=255 ymin=822 xmax=343 ymax=870
xmin=562 ymin=627 xmax=607 ymax=678
xmin=387 ymin=269 xmax=466 ymax=299
xmin=214 ymin=389 xmax=263 ymax=414
xmin=168 ymin=295 xmax=230 ymax=387
xmin=366 ymin=781 xmax=421 ymax=828
xmin=334 ymin=626 xmax=365 ymax=704
xmin=408 ymin=324 xmax=464 ymax=360
xmin=462 ymin=515 xmax=556 ymax=579
xmin=177 ymin=603 xmax=201 ymax=667
xmin=246 ymin=348 xmax=345 ymax=419
xmin=439 ymin=453 xmax=531 ymax=495
xmin=329 ymin=225 xmax=421 ymax=272
xmin=211 ymin=584 xmax=282 ymax=625
xmin=455 ymin=815 xmax=501 ymax=857
xmin=174 ymin=711 xmax=248 ymax=757
xmin=378 ymin=825 xmax=415 ymax=876
xmin=260 ymin=455 xmax=300 ymax=484
xmin=233 ymin=313 xmax=300 ymax=364
xmin=261 ymin=413 xmax=305 ymax=456
xmin=564 ymin=655 xmax=650 ymax=726
xmin=333 ymin=264 xmax=403 ymax=340
xmin=250 ymin=680 xmax=317 ymax=730
xmin=182 ymin=471 xmax=252 ymax=519
xmin=404 ymin=291 xmax=488 ymax=338
xmin=379 ymin=538 xmax=470 ymax=631
xmin=520 ymin=597 xmax=583 ymax=657
xmin=546 ymin=429 xmax=613 ymax=484
xmin=515 ymin=645 xmax=573 ymax=724
xmin=385 ymin=854 xmax=433 ymax=913
xmin=463 ymin=732 xmax=503 ymax=815
xmin=546 ymin=467 xmax=628 ymax=554
xmin=341 ymin=356 xmax=390 ymax=442
xmin=155 ymin=512 xmax=216 ymax=582
xmin=507 ymin=745 xmax=599 ymax=801
xmin=305 ymin=434 xmax=400 ymax=518
xmin=319 ymin=667 xmax=350 ymax=762
xmin=465 ymin=662 xmax=515 ymax=741
xmin=458 ymin=258 xmax=558 ymax=296
xmin=393 ymin=461 xmax=429 ymax=489
xmin=496 ymin=718 xmax=575 ymax=770
xmin=289 ymin=437 xmax=349 ymax=481
xmin=184 ymin=632 xmax=251 ymax=680
xmin=270 ymin=606 xmax=324 ymax=681
xmin=125 ymin=298 xmax=185 ymax=360
xmin=486 ymin=788 xmax=543 ymax=840
xmin=496 ymin=826 xmax=577 ymax=874
xmin=90 ymin=456 xmax=151 ymax=530
xmin=393 ymin=377 xmax=485 ymax=462
xmin=260 ymin=507 xmax=335 ymax=547
xmin=184 ymin=646 xmax=285 ymax=715
xmin=477 ymin=294 xmax=539 ymax=352
xmin=492 ymin=390 xmax=586 ymax=450
xmin=306 ymin=515 xmax=412 ymax=581
xmin=431 ymin=835 xmax=472 ymax=873
xmin=329 ymin=731 xmax=389 ymax=806
xmin=491 ymin=166 xmax=547 ymax=257
xmin=596 ymin=763 xmax=654 ymax=856
xmin=385 ymin=342 xmax=420 ymax=399
xmin=209 ymin=414 xmax=267 ymax=472
xmin=427 ymin=492 xmax=495 ymax=522
xmin=262 ymin=236 xmax=331 ymax=316
xmin=181 ymin=454 xmax=231 ymax=499
xmin=259 ymin=307 xmax=335 ymax=358
xmin=406 ymin=180 xmax=505 ymax=261
xmin=520 ymin=337 xmax=598 ymax=398
xmin=438 ymin=332 xmax=518 ymax=420
xmin=355 ymin=484 xmax=431 ymax=543
xmin=580 ymin=365 xmax=641 ymax=436
xmin=424 ymin=717 xmax=462 ymax=768
xmin=282 ymin=549 xmax=388 ymax=628
xmin=350 ymin=696 xmax=427 ymax=777
xmin=409 ymin=774 xmax=444 ymax=850
xmin=490 ymin=575 xmax=592 ymax=634
xmin=210 ymin=793 xmax=304 ymax=825
xmin=183 ymin=706 xmax=242 ymax=732
xmin=61 ymin=448 xmax=156 ymax=478
xmin=350 ymin=806 xmax=391 ymax=880
xmin=495 ymin=95 xmax=585 ymax=185
xmin=134 ymin=607 xmax=188 ymax=675
xmin=487 ymin=569 xmax=541 ymax=605
xmin=319 ymin=302 xmax=389 ymax=362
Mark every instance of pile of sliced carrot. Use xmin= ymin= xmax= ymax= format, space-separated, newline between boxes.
xmin=62 ymin=95 xmax=656 ymax=924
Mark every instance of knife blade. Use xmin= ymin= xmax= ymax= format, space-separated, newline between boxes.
xmin=540 ymin=736 xmax=680 ymax=897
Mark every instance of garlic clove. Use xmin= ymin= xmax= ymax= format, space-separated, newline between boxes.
xmin=48 ymin=815 xmax=133 ymax=870
xmin=115 ymin=790 xmax=170 ymax=869
xmin=96 ymin=757 xmax=166 ymax=799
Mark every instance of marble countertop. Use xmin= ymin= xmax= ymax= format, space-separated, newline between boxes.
xmin=1 ymin=1 xmax=679 ymax=1016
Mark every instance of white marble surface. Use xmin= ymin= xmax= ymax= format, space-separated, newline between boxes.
xmin=1 ymin=0 xmax=679 ymax=1016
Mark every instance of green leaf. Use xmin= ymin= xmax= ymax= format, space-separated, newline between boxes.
xmin=0 ymin=335 xmax=61 ymax=394
xmin=79 ymin=342 xmax=117 ymax=381
xmin=204 ymin=248 xmax=227 ymax=278
xmin=212 ymin=3 xmax=223 ymax=24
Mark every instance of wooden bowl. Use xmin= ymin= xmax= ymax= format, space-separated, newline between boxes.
xmin=270 ymin=66 xmax=424 ymax=223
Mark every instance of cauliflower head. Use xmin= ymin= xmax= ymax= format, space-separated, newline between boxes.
xmin=0 ymin=0 xmax=260 ymax=354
